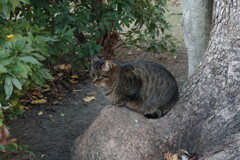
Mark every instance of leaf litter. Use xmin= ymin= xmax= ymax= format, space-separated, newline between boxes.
xmin=83 ymin=96 xmax=96 ymax=102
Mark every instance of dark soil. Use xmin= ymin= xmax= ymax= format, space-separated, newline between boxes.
xmin=1 ymin=1 xmax=187 ymax=160
xmin=3 ymin=82 xmax=109 ymax=160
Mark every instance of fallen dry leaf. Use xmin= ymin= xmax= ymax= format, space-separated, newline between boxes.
xmin=43 ymin=85 xmax=51 ymax=92
xmin=19 ymin=105 xmax=30 ymax=110
xmin=68 ymin=79 xmax=78 ymax=84
xmin=38 ymin=111 xmax=44 ymax=116
xmin=83 ymin=96 xmax=96 ymax=102
xmin=31 ymin=99 xmax=47 ymax=104
xmin=127 ymin=50 xmax=132 ymax=55
xmin=57 ymin=94 xmax=64 ymax=100
xmin=87 ymin=91 xmax=98 ymax=95
xmin=24 ymin=106 xmax=30 ymax=110
xmin=31 ymin=91 xmax=42 ymax=96
xmin=59 ymin=64 xmax=71 ymax=72
xmin=79 ymin=69 xmax=87 ymax=73
xmin=57 ymin=73 xmax=64 ymax=77
xmin=70 ymin=75 xmax=79 ymax=79
xmin=73 ymin=89 xmax=83 ymax=92
xmin=52 ymin=100 xmax=59 ymax=105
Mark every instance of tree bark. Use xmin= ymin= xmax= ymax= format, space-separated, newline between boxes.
xmin=72 ymin=0 xmax=240 ymax=159
xmin=181 ymin=0 xmax=213 ymax=76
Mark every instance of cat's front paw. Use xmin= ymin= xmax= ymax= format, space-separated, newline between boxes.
xmin=112 ymin=101 xmax=125 ymax=107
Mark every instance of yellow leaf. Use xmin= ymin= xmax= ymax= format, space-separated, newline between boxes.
xmin=83 ymin=96 xmax=96 ymax=102
xmin=71 ymin=75 xmax=79 ymax=79
xmin=19 ymin=105 xmax=25 ymax=109
xmin=87 ymin=91 xmax=98 ymax=95
xmin=31 ymin=99 xmax=47 ymax=104
xmin=6 ymin=34 xmax=14 ymax=39
xmin=38 ymin=111 xmax=44 ymax=116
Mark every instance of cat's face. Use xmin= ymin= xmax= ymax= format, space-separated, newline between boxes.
xmin=90 ymin=59 xmax=120 ymax=87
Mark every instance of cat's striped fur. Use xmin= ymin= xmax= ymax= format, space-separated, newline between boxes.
xmin=90 ymin=57 xmax=178 ymax=117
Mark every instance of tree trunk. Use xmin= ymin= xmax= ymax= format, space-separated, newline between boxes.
xmin=72 ymin=0 xmax=240 ymax=159
xmin=181 ymin=0 xmax=213 ymax=76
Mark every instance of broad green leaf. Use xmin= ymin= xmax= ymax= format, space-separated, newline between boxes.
xmin=9 ymin=0 xmax=21 ymax=9
xmin=66 ymin=27 xmax=76 ymax=34
xmin=41 ymin=72 xmax=54 ymax=80
xmin=2 ymin=3 xmax=10 ymax=17
xmin=12 ymin=64 xmax=29 ymax=78
xmin=18 ymin=56 xmax=40 ymax=64
xmin=38 ymin=36 xmax=59 ymax=42
xmin=33 ymin=47 xmax=49 ymax=56
xmin=39 ymin=68 xmax=49 ymax=73
xmin=0 ymin=58 xmax=11 ymax=66
xmin=31 ymin=72 xmax=44 ymax=86
xmin=11 ymin=77 xmax=22 ymax=90
xmin=40 ymin=68 xmax=54 ymax=79
xmin=20 ymin=0 xmax=30 ymax=4
xmin=32 ymin=53 xmax=46 ymax=61
xmin=0 ymin=64 xmax=7 ymax=73
xmin=0 ymin=50 xmax=10 ymax=59
xmin=14 ymin=38 xmax=25 ymax=51
xmin=4 ymin=79 xmax=13 ymax=99
xmin=5 ymin=75 xmax=12 ymax=85
xmin=2 ymin=0 xmax=8 ymax=3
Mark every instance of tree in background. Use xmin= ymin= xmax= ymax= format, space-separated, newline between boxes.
xmin=181 ymin=0 xmax=213 ymax=76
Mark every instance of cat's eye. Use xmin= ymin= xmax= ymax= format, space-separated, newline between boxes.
xmin=96 ymin=75 xmax=108 ymax=81
xmin=97 ymin=76 xmax=104 ymax=80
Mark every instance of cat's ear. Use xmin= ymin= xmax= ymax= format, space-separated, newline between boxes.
xmin=102 ymin=60 xmax=116 ymax=71
xmin=91 ymin=56 xmax=99 ymax=64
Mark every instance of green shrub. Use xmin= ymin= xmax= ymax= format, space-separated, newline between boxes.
xmin=0 ymin=19 xmax=54 ymax=119
xmin=0 ymin=0 xmax=55 ymax=154
xmin=21 ymin=0 xmax=174 ymax=70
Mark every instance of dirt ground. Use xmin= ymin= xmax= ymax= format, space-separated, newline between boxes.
xmin=1 ymin=1 xmax=187 ymax=160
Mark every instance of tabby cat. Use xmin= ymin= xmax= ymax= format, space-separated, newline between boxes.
xmin=90 ymin=56 xmax=178 ymax=117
